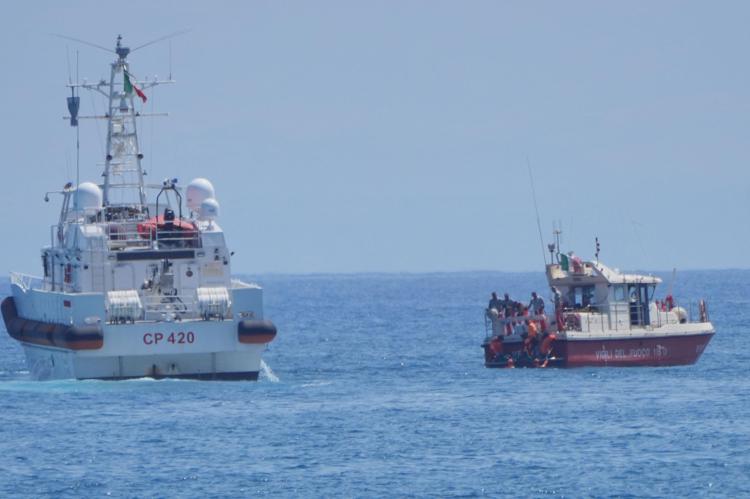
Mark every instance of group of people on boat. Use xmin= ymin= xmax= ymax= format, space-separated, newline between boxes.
xmin=488 ymin=291 xmax=545 ymax=317
xmin=486 ymin=291 xmax=558 ymax=367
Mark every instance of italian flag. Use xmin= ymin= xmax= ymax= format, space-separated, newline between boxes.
xmin=124 ymin=71 xmax=147 ymax=103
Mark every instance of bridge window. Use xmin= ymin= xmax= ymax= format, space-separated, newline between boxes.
xmin=566 ymin=285 xmax=596 ymax=309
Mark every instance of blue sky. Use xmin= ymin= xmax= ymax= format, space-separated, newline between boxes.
xmin=0 ymin=1 xmax=748 ymax=274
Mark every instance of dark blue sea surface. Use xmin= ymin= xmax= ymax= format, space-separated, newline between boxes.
xmin=0 ymin=270 xmax=748 ymax=498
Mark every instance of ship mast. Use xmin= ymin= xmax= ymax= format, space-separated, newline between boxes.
xmin=67 ymin=35 xmax=172 ymax=221
xmin=102 ymin=35 xmax=146 ymax=212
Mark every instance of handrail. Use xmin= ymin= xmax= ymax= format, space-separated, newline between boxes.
xmin=141 ymin=294 xmax=197 ymax=309
xmin=49 ymin=219 xmax=202 ymax=251
xmin=9 ymin=272 xmax=43 ymax=291
xmin=484 ymin=310 xmax=549 ymax=339
xmin=485 ymin=298 xmax=711 ymax=337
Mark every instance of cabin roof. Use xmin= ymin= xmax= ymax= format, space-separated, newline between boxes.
xmin=546 ymin=259 xmax=662 ymax=286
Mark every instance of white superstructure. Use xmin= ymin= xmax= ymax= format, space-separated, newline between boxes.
xmin=2 ymin=36 xmax=276 ymax=380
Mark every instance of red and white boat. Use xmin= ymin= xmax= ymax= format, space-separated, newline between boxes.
xmin=482 ymin=245 xmax=714 ymax=368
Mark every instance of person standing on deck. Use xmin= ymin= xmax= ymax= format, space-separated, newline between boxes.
xmin=529 ymin=292 xmax=545 ymax=315
xmin=488 ymin=292 xmax=502 ymax=312
xmin=551 ymin=286 xmax=564 ymax=332
xmin=498 ymin=293 xmax=513 ymax=315
xmin=497 ymin=293 xmax=513 ymax=335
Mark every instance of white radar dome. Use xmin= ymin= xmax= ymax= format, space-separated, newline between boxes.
xmin=199 ymin=197 xmax=220 ymax=220
xmin=73 ymin=182 xmax=103 ymax=212
xmin=186 ymin=178 xmax=216 ymax=212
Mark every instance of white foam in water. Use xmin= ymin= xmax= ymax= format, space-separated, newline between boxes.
xmin=301 ymin=381 xmax=332 ymax=388
xmin=259 ymin=359 xmax=280 ymax=382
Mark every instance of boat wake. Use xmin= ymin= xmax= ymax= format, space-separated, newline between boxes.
xmin=260 ymin=359 xmax=280 ymax=382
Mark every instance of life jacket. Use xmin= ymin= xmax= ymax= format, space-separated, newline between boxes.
xmin=489 ymin=337 xmax=503 ymax=355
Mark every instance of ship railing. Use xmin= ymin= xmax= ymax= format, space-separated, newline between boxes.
xmin=651 ymin=299 xmax=711 ymax=326
xmin=484 ymin=310 xmax=550 ymax=339
xmin=105 ymin=221 xmax=202 ymax=250
xmin=104 ymin=222 xmax=152 ymax=249
xmin=139 ymin=294 xmax=232 ymax=321
xmin=9 ymin=272 xmax=44 ymax=292
xmin=48 ymin=222 xmax=148 ymax=249
xmin=48 ymin=220 xmax=202 ymax=251
xmin=485 ymin=297 xmax=711 ymax=337
xmin=561 ymin=298 xmax=711 ymax=333
xmin=562 ymin=308 xmax=613 ymax=333
xmin=140 ymin=294 xmax=202 ymax=321
xmin=153 ymin=228 xmax=202 ymax=249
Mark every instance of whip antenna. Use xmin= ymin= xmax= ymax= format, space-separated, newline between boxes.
xmin=52 ymin=33 xmax=115 ymax=54
xmin=169 ymin=40 xmax=172 ymax=80
xmin=526 ymin=156 xmax=547 ymax=266
xmin=131 ymin=29 xmax=191 ymax=53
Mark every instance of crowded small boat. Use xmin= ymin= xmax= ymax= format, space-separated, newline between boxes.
xmin=482 ymin=239 xmax=714 ymax=368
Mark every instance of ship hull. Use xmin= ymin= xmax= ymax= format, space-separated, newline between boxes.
xmin=20 ymin=343 xmax=263 ymax=380
xmin=3 ymin=292 xmax=275 ymax=381
xmin=559 ymin=332 xmax=713 ymax=367
xmin=484 ymin=330 xmax=714 ymax=368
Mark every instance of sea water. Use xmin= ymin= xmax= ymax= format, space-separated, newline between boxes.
xmin=0 ymin=271 xmax=748 ymax=498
